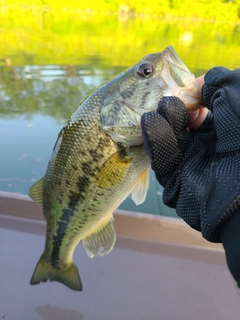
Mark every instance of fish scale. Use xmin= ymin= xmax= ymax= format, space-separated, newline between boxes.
xmin=29 ymin=46 xmax=200 ymax=291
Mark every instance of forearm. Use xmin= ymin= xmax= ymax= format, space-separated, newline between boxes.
xmin=220 ymin=207 xmax=240 ymax=287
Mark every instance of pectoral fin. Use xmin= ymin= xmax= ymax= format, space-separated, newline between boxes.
xmin=29 ymin=177 xmax=44 ymax=207
xmin=82 ymin=216 xmax=116 ymax=258
xmin=95 ymin=150 xmax=131 ymax=189
xmin=130 ymin=166 xmax=150 ymax=205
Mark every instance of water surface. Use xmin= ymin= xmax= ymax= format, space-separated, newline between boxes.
xmin=1 ymin=10 xmax=240 ymax=216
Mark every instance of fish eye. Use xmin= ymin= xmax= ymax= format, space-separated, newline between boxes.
xmin=136 ymin=63 xmax=153 ymax=78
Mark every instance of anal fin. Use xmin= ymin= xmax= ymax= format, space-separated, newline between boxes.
xmin=82 ymin=216 xmax=116 ymax=258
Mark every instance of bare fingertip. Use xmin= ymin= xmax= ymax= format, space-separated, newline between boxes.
xmin=189 ymin=107 xmax=209 ymax=130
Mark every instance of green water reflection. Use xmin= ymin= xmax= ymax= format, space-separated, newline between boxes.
xmin=1 ymin=9 xmax=240 ymax=216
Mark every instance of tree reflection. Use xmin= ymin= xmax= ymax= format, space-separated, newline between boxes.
xmin=1 ymin=10 xmax=240 ymax=123
xmin=0 ymin=64 xmax=116 ymax=121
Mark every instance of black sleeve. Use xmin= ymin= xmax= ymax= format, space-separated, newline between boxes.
xmin=141 ymin=67 xmax=240 ymax=287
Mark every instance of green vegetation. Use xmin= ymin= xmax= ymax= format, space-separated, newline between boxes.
xmin=0 ymin=2 xmax=240 ymax=205
xmin=2 ymin=0 xmax=240 ymax=21
xmin=1 ymin=4 xmax=240 ymax=120
xmin=1 ymin=7 xmax=240 ymax=69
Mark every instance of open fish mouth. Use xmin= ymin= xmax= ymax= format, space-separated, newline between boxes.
xmin=158 ymin=46 xmax=195 ymax=89
xmin=157 ymin=46 xmax=200 ymax=109
xmin=164 ymin=46 xmax=191 ymax=74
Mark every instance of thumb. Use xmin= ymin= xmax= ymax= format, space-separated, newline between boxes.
xmin=188 ymin=107 xmax=209 ymax=130
xmin=141 ymin=111 xmax=178 ymax=164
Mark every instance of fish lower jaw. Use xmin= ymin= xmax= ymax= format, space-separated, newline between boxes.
xmin=172 ymin=82 xmax=201 ymax=110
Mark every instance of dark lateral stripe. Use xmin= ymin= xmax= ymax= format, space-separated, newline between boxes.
xmin=51 ymin=175 xmax=90 ymax=267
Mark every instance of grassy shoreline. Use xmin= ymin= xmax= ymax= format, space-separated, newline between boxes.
xmin=1 ymin=1 xmax=240 ymax=21
xmin=1 ymin=3 xmax=240 ymax=71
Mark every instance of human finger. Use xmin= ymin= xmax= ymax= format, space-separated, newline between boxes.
xmin=188 ymin=107 xmax=209 ymax=130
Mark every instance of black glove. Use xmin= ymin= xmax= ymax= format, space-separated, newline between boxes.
xmin=141 ymin=67 xmax=240 ymax=287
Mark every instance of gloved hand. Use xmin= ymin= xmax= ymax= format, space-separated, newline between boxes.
xmin=141 ymin=67 xmax=240 ymax=287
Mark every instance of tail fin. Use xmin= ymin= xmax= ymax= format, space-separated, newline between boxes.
xmin=30 ymin=255 xmax=83 ymax=291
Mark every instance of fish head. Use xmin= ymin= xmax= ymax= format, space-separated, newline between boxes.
xmin=101 ymin=46 xmax=201 ymax=146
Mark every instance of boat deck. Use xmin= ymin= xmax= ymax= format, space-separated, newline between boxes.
xmin=1 ymin=191 xmax=239 ymax=320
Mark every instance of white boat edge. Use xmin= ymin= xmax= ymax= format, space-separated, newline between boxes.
xmin=0 ymin=190 xmax=223 ymax=251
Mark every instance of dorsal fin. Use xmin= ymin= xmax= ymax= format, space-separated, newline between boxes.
xmin=29 ymin=177 xmax=44 ymax=207
xmin=82 ymin=216 xmax=116 ymax=258
xmin=130 ymin=166 xmax=150 ymax=205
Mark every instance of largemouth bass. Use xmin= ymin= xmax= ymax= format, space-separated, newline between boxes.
xmin=29 ymin=46 xmax=200 ymax=291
